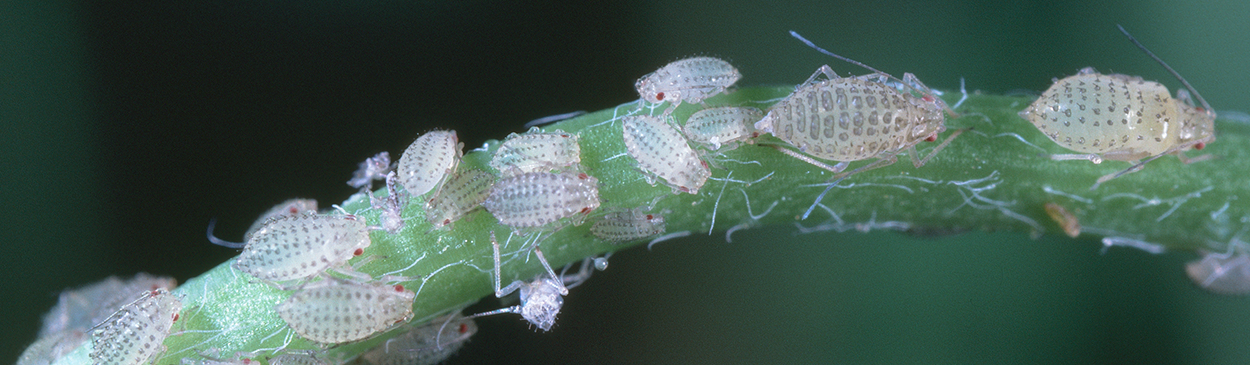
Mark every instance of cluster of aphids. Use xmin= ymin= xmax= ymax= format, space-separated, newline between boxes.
xmin=21 ymin=25 xmax=1229 ymax=365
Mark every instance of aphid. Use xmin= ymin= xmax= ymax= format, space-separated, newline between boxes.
xmin=1186 ymin=249 xmax=1250 ymax=295
xmin=90 ymin=288 xmax=183 ymax=365
xmin=208 ymin=199 xmax=319 ymax=248
xmin=590 ymin=208 xmax=666 ymax=243
xmin=424 ymin=168 xmax=494 ymax=229
xmin=1018 ymin=25 xmax=1215 ymax=189
xmin=1043 ymin=202 xmax=1081 ymax=238
xmin=463 ymin=232 xmax=593 ymax=331
xmin=370 ymin=171 xmax=407 ymax=234
xmin=755 ymin=32 xmax=959 ymax=180
xmin=635 ymin=56 xmax=741 ymax=113
xmin=756 ymin=31 xmax=962 ymax=219
xmin=40 ymin=273 xmax=178 ymax=338
xmin=397 ymin=130 xmax=462 ymax=198
xmin=276 ymin=277 xmax=415 ymax=344
xmin=358 ymin=312 xmax=477 ymax=365
xmin=682 ymin=106 xmax=763 ymax=151
xmin=622 ymin=115 xmax=711 ymax=194
xmin=348 ymin=152 xmax=393 ymax=191
xmin=482 ymin=171 xmax=600 ymax=228
xmin=232 ymin=213 xmax=371 ymax=286
xmin=489 ymin=127 xmax=582 ymax=176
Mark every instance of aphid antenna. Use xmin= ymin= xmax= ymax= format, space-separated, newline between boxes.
xmin=1116 ymin=24 xmax=1213 ymax=112
xmin=789 ymin=30 xmax=913 ymax=94
xmin=206 ymin=218 xmax=246 ymax=249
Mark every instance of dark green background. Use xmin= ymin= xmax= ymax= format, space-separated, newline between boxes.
xmin=6 ymin=1 xmax=1249 ymax=363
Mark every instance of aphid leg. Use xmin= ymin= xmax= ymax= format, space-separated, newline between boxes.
xmin=800 ymin=64 xmax=841 ymax=87
xmin=768 ymin=145 xmax=847 ymax=174
xmin=1046 ymin=153 xmax=1104 ymax=164
xmin=206 ymin=218 xmax=246 ymax=249
xmin=532 ymin=247 xmax=567 ymax=295
xmin=1091 ymin=157 xmax=1156 ymax=190
xmin=491 ymin=232 xmax=526 ymax=299
xmin=909 ymin=127 xmax=968 ymax=168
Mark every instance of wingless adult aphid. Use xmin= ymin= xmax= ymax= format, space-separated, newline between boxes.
xmin=623 ymin=115 xmax=711 ymax=194
xmin=460 ymin=232 xmax=594 ymax=331
xmin=398 ymin=130 xmax=462 ymax=198
xmin=89 ymin=288 xmax=183 ymax=365
xmin=275 ymin=276 xmax=415 ymax=345
xmin=489 ymin=127 xmax=582 ymax=176
xmin=1018 ymin=25 xmax=1215 ymax=189
xmin=635 ymin=56 xmax=742 ymax=115
xmin=207 ymin=198 xmax=319 ymax=248
xmin=756 ymin=31 xmax=962 ymax=219
xmin=482 ymin=171 xmax=601 ymax=229
xmin=231 ymin=212 xmax=371 ymax=287
xmin=24 ymin=274 xmax=178 ymax=365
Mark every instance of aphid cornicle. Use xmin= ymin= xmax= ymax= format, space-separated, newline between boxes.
xmin=424 ymin=168 xmax=494 ymax=229
xmin=590 ymin=208 xmax=667 ymax=243
xmin=622 ymin=115 xmax=711 ymax=194
xmin=682 ymin=106 xmax=763 ymax=152
xmin=232 ymin=213 xmax=371 ymax=286
xmin=90 ymin=288 xmax=183 ymax=365
xmin=276 ymin=277 xmax=415 ymax=344
xmin=397 ymin=130 xmax=462 ymax=198
xmin=482 ymin=171 xmax=601 ymax=228
xmin=635 ymin=56 xmax=741 ymax=113
xmin=489 ymin=127 xmax=582 ymax=176
xmin=1018 ymin=25 xmax=1215 ymax=189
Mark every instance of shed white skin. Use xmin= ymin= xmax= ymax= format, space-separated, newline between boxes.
xmin=482 ymin=171 xmax=601 ymax=228
xmin=397 ymin=130 xmax=462 ymax=198
xmin=276 ymin=277 xmax=415 ymax=344
xmin=89 ymin=288 xmax=184 ymax=365
xmin=489 ymin=127 xmax=582 ymax=176
xmin=1187 ymin=249 xmax=1250 ymax=295
xmin=357 ymin=312 xmax=478 ymax=365
xmin=347 ymin=151 xmax=393 ymax=191
xmin=208 ymin=198 xmax=319 ymax=248
xmin=635 ymin=57 xmax=741 ymax=109
xmin=590 ymin=208 xmax=666 ymax=243
xmin=623 ymin=115 xmax=711 ymax=194
xmin=370 ymin=172 xmax=407 ymax=234
xmin=424 ymin=168 xmax=495 ymax=229
xmin=461 ymin=233 xmax=595 ymax=331
xmin=683 ymin=106 xmax=763 ymax=151
xmin=232 ymin=213 xmax=371 ymax=286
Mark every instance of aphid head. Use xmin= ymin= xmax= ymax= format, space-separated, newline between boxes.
xmin=909 ymin=95 xmax=949 ymax=141
xmin=634 ymin=74 xmax=672 ymax=104
xmin=1175 ymin=96 xmax=1216 ymax=150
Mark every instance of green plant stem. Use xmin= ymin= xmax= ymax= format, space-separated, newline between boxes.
xmin=52 ymin=86 xmax=1250 ymax=365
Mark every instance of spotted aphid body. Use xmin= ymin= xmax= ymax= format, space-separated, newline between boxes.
xmin=1019 ymin=68 xmax=1215 ymax=160
xmin=424 ymin=168 xmax=495 ymax=229
xmin=209 ymin=199 xmax=319 ymax=248
xmin=276 ymin=278 xmax=415 ymax=344
xmin=482 ymin=171 xmax=600 ymax=228
xmin=397 ymin=130 xmax=462 ymax=198
xmin=635 ymin=57 xmax=741 ymax=108
xmin=489 ymin=127 xmax=582 ymax=176
xmin=682 ymin=106 xmax=763 ymax=151
xmin=90 ymin=288 xmax=183 ymax=365
xmin=40 ymin=273 xmax=178 ymax=338
xmin=357 ymin=312 xmax=478 ymax=365
xmin=590 ymin=208 xmax=666 ymax=243
xmin=232 ymin=213 xmax=370 ymax=284
xmin=622 ymin=115 xmax=710 ymax=194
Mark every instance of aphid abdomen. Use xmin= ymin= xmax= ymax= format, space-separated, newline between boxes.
xmin=425 ymin=168 xmax=495 ymax=229
xmin=590 ymin=208 xmax=666 ymax=243
xmin=635 ymin=57 xmax=741 ymax=105
xmin=489 ymin=128 xmax=582 ymax=176
xmin=482 ymin=171 xmax=601 ymax=228
xmin=397 ymin=130 xmax=461 ymax=197
xmin=233 ymin=214 xmax=370 ymax=283
xmin=683 ymin=106 xmax=762 ymax=151
xmin=277 ymin=279 xmax=415 ymax=344
xmin=765 ymin=78 xmax=917 ymax=162
xmin=1022 ymin=72 xmax=1177 ymax=157
xmin=622 ymin=115 xmax=711 ymax=194
xmin=90 ymin=289 xmax=183 ymax=365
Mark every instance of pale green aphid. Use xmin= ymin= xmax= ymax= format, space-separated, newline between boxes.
xmin=635 ymin=56 xmax=741 ymax=113
xmin=90 ymin=288 xmax=183 ymax=365
xmin=590 ymin=207 xmax=666 ymax=243
xmin=1018 ymin=25 xmax=1215 ymax=189
xmin=424 ymin=168 xmax=495 ymax=229
xmin=482 ymin=171 xmax=601 ymax=228
xmin=489 ymin=127 xmax=582 ymax=176
xmin=397 ymin=130 xmax=462 ymax=198
xmin=276 ymin=277 xmax=415 ymax=344
xmin=622 ymin=115 xmax=710 ymax=195
xmin=232 ymin=213 xmax=370 ymax=286
xmin=682 ymin=106 xmax=763 ymax=152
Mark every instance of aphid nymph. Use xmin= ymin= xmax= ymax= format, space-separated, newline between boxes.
xmin=635 ymin=56 xmax=741 ymax=114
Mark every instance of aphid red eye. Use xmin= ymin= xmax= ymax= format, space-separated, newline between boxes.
xmin=923 ymin=95 xmax=935 ymax=102
xmin=580 ymin=207 xmax=592 ymax=214
xmin=578 ymin=173 xmax=588 ymax=180
xmin=172 ymin=313 xmax=179 ymax=321
xmin=655 ymin=92 xmax=665 ymax=101
xmin=393 ymin=285 xmax=404 ymax=292
xmin=442 ymin=219 xmax=451 ymax=225
xmin=561 ymin=134 xmax=570 ymax=138
xmin=353 ymin=248 xmax=364 ymax=256
xmin=646 ymin=214 xmax=654 ymax=220
xmin=289 ymin=207 xmax=299 ymax=214
xmin=925 ymin=135 xmax=937 ymax=142
xmin=1194 ymin=142 xmax=1206 ymax=150
xmin=459 ymin=323 xmax=469 ymax=333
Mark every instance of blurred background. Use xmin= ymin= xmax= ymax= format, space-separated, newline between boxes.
xmin=5 ymin=0 xmax=1249 ymax=363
